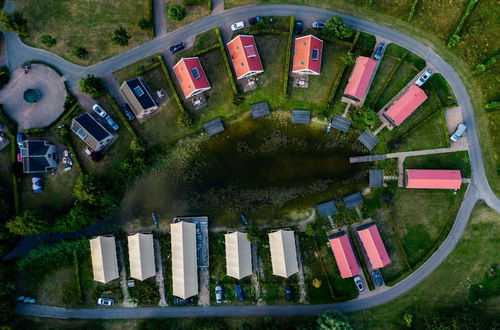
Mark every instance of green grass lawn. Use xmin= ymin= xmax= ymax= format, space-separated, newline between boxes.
xmin=404 ymin=151 xmax=471 ymax=177
xmin=167 ymin=0 xmax=210 ymax=31
xmin=17 ymin=0 xmax=152 ymax=65
xmin=113 ymin=55 xmax=159 ymax=85
xmin=175 ymin=29 xmax=219 ymax=60
xmin=350 ymin=203 xmax=500 ymax=329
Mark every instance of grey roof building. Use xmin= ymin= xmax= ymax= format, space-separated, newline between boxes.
xmin=316 ymin=200 xmax=337 ymax=218
xmin=369 ymin=169 xmax=384 ymax=187
xmin=203 ymin=118 xmax=225 ymax=136
xmin=358 ymin=130 xmax=380 ymax=151
xmin=343 ymin=192 xmax=364 ymax=210
xmin=71 ymin=113 xmax=114 ymax=152
xmin=251 ymin=101 xmax=270 ymax=119
xmin=21 ymin=140 xmax=57 ymax=173
xmin=331 ymin=115 xmax=352 ymax=133
xmin=292 ymin=110 xmax=311 ymax=124
xmin=120 ymin=78 xmax=158 ymax=120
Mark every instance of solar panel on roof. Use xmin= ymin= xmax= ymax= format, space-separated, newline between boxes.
xmin=316 ymin=200 xmax=337 ymax=218
xmin=133 ymin=86 xmax=144 ymax=97
xmin=292 ymin=110 xmax=311 ymax=124
xmin=369 ymin=169 xmax=384 ymax=188
xmin=358 ymin=130 xmax=380 ymax=151
xmin=192 ymin=67 xmax=200 ymax=79
xmin=251 ymin=101 xmax=270 ymax=119
xmin=245 ymin=45 xmax=257 ymax=58
xmin=343 ymin=192 xmax=363 ymax=210
xmin=312 ymin=49 xmax=319 ymax=61
xmin=203 ymin=118 xmax=225 ymax=136
xmin=331 ymin=115 xmax=351 ymax=133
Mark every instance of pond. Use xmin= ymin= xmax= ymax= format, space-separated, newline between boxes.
xmin=122 ymin=113 xmax=368 ymax=229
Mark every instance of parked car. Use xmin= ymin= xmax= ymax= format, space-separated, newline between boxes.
xmin=249 ymin=16 xmax=263 ymax=25
xmin=231 ymin=21 xmax=245 ymax=31
xmin=240 ymin=214 xmax=249 ymax=226
xmin=354 ymin=275 xmax=365 ymax=292
xmin=16 ymin=296 xmax=36 ymax=304
xmin=450 ymin=123 xmax=467 ymax=142
xmin=371 ymin=270 xmax=384 ymax=286
xmin=294 ymin=20 xmax=303 ymax=34
xmin=284 ymin=285 xmax=293 ymax=301
xmin=415 ymin=69 xmax=433 ymax=87
xmin=169 ymin=42 xmax=185 ymax=54
xmin=234 ymin=285 xmax=244 ymax=302
xmin=97 ymin=297 xmax=114 ymax=306
xmin=16 ymin=133 xmax=26 ymax=147
xmin=32 ymin=176 xmax=43 ymax=194
xmin=373 ymin=42 xmax=385 ymax=60
xmin=121 ymin=104 xmax=135 ymax=121
xmin=173 ymin=297 xmax=194 ymax=305
xmin=105 ymin=115 xmax=120 ymax=131
xmin=92 ymin=104 xmax=107 ymax=118
xmin=312 ymin=21 xmax=326 ymax=29
xmin=215 ymin=285 xmax=223 ymax=304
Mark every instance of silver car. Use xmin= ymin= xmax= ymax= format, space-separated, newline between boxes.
xmin=415 ymin=69 xmax=433 ymax=87
xmin=215 ymin=285 xmax=223 ymax=304
xmin=354 ymin=275 xmax=365 ymax=292
xmin=450 ymin=123 xmax=467 ymax=142
xmin=92 ymin=104 xmax=107 ymax=118
xmin=97 ymin=297 xmax=114 ymax=306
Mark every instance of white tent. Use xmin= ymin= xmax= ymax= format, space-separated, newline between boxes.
xmin=268 ymin=229 xmax=299 ymax=278
xmin=90 ymin=236 xmax=119 ymax=283
xmin=171 ymin=221 xmax=198 ymax=299
xmin=225 ymin=231 xmax=252 ymax=279
xmin=128 ymin=233 xmax=156 ymax=281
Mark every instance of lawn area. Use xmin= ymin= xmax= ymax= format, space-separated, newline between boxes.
xmin=350 ymin=203 xmax=500 ymax=329
xmin=404 ymin=151 xmax=471 ymax=177
xmin=364 ymin=56 xmax=401 ymax=108
xmin=17 ymin=0 xmax=153 ymax=65
xmin=113 ymin=55 xmax=159 ymax=85
xmin=167 ymin=0 xmax=210 ymax=31
xmin=411 ymin=0 xmax=467 ymax=41
xmin=175 ymin=29 xmax=219 ymax=59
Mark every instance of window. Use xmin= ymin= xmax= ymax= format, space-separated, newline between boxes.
xmin=76 ymin=128 xmax=88 ymax=139
xmin=312 ymin=49 xmax=319 ymax=61
xmin=192 ymin=67 xmax=200 ymax=79
xmin=133 ymin=86 xmax=144 ymax=97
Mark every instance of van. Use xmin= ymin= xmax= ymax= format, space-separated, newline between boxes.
xmin=450 ymin=123 xmax=467 ymax=142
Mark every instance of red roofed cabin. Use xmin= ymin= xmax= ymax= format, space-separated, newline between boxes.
xmin=357 ymin=223 xmax=391 ymax=269
xmin=406 ymin=169 xmax=462 ymax=190
xmin=173 ymin=57 xmax=211 ymax=99
xmin=328 ymin=231 xmax=360 ymax=278
xmin=343 ymin=56 xmax=378 ymax=104
xmin=384 ymin=85 xmax=427 ymax=126
xmin=227 ymin=35 xmax=264 ymax=80
xmin=292 ymin=35 xmax=323 ymax=75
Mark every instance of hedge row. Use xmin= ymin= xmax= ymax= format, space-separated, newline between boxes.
xmin=191 ymin=43 xmax=221 ymax=57
xmin=473 ymin=52 xmax=500 ymax=74
xmin=406 ymin=0 xmax=420 ymax=22
xmin=156 ymin=54 xmax=188 ymax=115
xmin=369 ymin=51 xmax=408 ymax=108
xmin=215 ymin=27 xmax=238 ymax=95
xmin=105 ymin=92 xmax=139 ymax=141
xmin=136 ymin=62 xmax=161 ymax=76
xmin=207 ymin=0 xmax=212 ymax=12
xmin=282 ymin=16 xmax=295 ymax=97
xmin=248 ymin=29 xmax=289 ymax=36
xmin=447 ymin=0 xmax=480 ymax=47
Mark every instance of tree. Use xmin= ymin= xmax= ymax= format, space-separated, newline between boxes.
xmin=340 ymin=51 xmax=355 ymax=66
xmin=305 ymin=222 xmax=316 ymax=237
xmin=233 ymin=93 xmax=246 ymax=105
xmin=138 ymin=18 xmax=152 ymax=30
xmin=0 ymin=11 xmax=29 ymax=37
xmin=78 ymin=74 xmax=105 ymax=97
xmin=112 ymin=26 xmax=131 ymax=46
xmin=317 ymin=310 xmax=353 ymax=330
xmin=73 ymin=174 xmax=112 ymax=207
xmin=73 ymin=46 xmax=89 ymax=60
xmin=322 ymin=17 xmax=353 ymax=41
xmin=360 ymin=108 xmax=378 ymax=127
xmin=168 ymin=4 xmax=186 ymax=21
xmin=402 ymin=312 xmax=413 ymax=328
xmin=39 ymin=34 xmax=56 ymax=48
xmin=6 ymin=210 xmax=48 ymax=235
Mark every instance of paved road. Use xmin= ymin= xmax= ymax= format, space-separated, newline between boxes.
xmin=6 ymin=3 xmax=500 ymax=319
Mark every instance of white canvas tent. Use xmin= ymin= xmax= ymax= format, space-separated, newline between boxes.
xmin=225 ymin=231 xmax=252 ymax=279
xmin=128 ymin=233 xmax=156 ymax=281
xmin=90 ymin=236 xmax=119 ymax=283
xmin=268 ymin=229 xmax=299 ymax=278
xmin=171 ymin=221 xmax=198 ymax=299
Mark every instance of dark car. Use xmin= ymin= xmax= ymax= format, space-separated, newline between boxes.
xmin=373 ymin=42 xmax=385 ymax=60
xmin=173 ymin=297 xmax=194 ymax=305
xmin=234 ymin=285 xmax=244 ymax=302
xmin=121 ymin=104 xmax=135 ymax=121
xmin=240 ymin=214 xmax=249 ymax=226
xmin=16 ymin=133 xmax=26 ymax=147
xmin=371 ymin=270 xmax=384 ymax=286
xmin=169 ymin=42 xmax=185 ymax=54
xmin=294 ymin=20 xmax=303 ymax=34
xmin=249 ymin=16 xmax=263 ymax=25
xmin=284 ymin=285 xmax=292 ymax=301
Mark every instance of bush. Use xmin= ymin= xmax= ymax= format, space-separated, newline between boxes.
xmin=6 ymin=210 xmax=49 ymax=235
xmin=78 ymin=75 xmax=104 ymax=97
xmin=0 ymin=11 xmax=29 ymax=37
xmin=112 ymin=26 xmax=131 ymax=46
xmin=177 ymin=110 xmax=194 ymax=128
xmin=39 ymin=34 xmax=56 ymax=48
xmin=73 ymin=174 xmax=115 ymax=208
xmin=447 ymin=34 xmax=460 ymax=48
xmin=0 ymin=66 xmax=10 ymax=89
xmin=138 ymin=18 xmax=152 ymax=30
xmin=340 ymin=51 xmax=355 ymax=66
xmin=485 ymin=101 xmax=500 ymax=109
xmin=232 ymin=93 xmax=245 ymax=105
xmin=322 ymin=17 xmax=353 ymax=41
xmin=73 ymin=46 xmax=89 ymax=60
xmin=473 ymin=63 xmax=486 ymax=73
xmin=168 ymin=4 xmax=186 ymax=21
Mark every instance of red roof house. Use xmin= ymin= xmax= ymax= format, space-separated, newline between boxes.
xmin=328 ymin=231 xmax=360 ymax=278
xmin=292 ymin=35 xmax=323 ymax=75
xmin=357 ymin=223 xmax=391 ymax=269
xmin=384 ymin=85 xmax=427 ymax=126
xmin=227 ymin=35 xmax=264 ymax=80
xmin=406 ymin=169 xmax=462 ymax=189
xmin=173 ymin=57 xmax=211 ymax=99
xmin=343 ymin=56 xmax=378 ymax=103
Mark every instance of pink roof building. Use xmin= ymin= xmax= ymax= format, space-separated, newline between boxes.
xmin=343 ymin=56 xmax=378 ymax=102
xmin=384 ymin=85 xmax=428 ymax=126
xmin=357 ymin=223 xmax=391 ymax=269
xmin=173 ymin=57 xmax=211 ymax=99
xmin=227 ymin=35 xmax=264 ymax=80
xmin=292 ymin=35 xmax=323 ymax=75
xmin=406 ymin=169 xmax=462 ymax=189
xmin=328 ymin=231 xmax=360 ymax=278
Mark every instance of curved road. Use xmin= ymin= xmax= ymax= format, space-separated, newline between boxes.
xmin=9 ymin=4 xmax=499 ymax=319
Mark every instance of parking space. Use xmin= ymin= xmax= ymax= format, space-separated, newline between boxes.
xmin=445 ymin=106 xmax=468 ymax=149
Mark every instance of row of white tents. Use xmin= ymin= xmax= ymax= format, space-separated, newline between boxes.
xmin=90 ymin=223 xmax=299 ymax=300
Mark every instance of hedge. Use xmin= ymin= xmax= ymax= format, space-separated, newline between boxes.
xmin=215 ymin=27 xmax=238 ymax=95
xmin=191 ymin=43 xmax=221 ymax=57
xmin=248 ymin=29 xmax=289 ymax=36
xmin=105 ymin=92 xmax=139 ymax=141
xmin=157 ymin=54 xmax=188 ymax=115
xmin=406 ymin=0 xmax=419 ymax=22
xmin=447 ymin=0 xmax=480 ymax=47
xmin=473 ymin=52 xmax=500 ymax=74
xmin=207 ymin=0 xmax=212 ymax=12
xmin=282 ymin=16 xmax=294 ymax=97
xmin=370 ymin=51 xmax=408 ymax=108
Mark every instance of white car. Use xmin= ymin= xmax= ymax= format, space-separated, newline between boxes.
xmin=354 ymin=275 xmax=365 ymax=292
xmin=97 ymin=297 xmax=114 ymax=306
xmin=92 ymin=104 xmax=107 ymax=118
xmin=450 ymin=123 xmax=467 ymax=142
xmin=231 ymin=21 xmax=245 ymax=31
xmin=415 ymin=69 xmax=433 ymax=87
